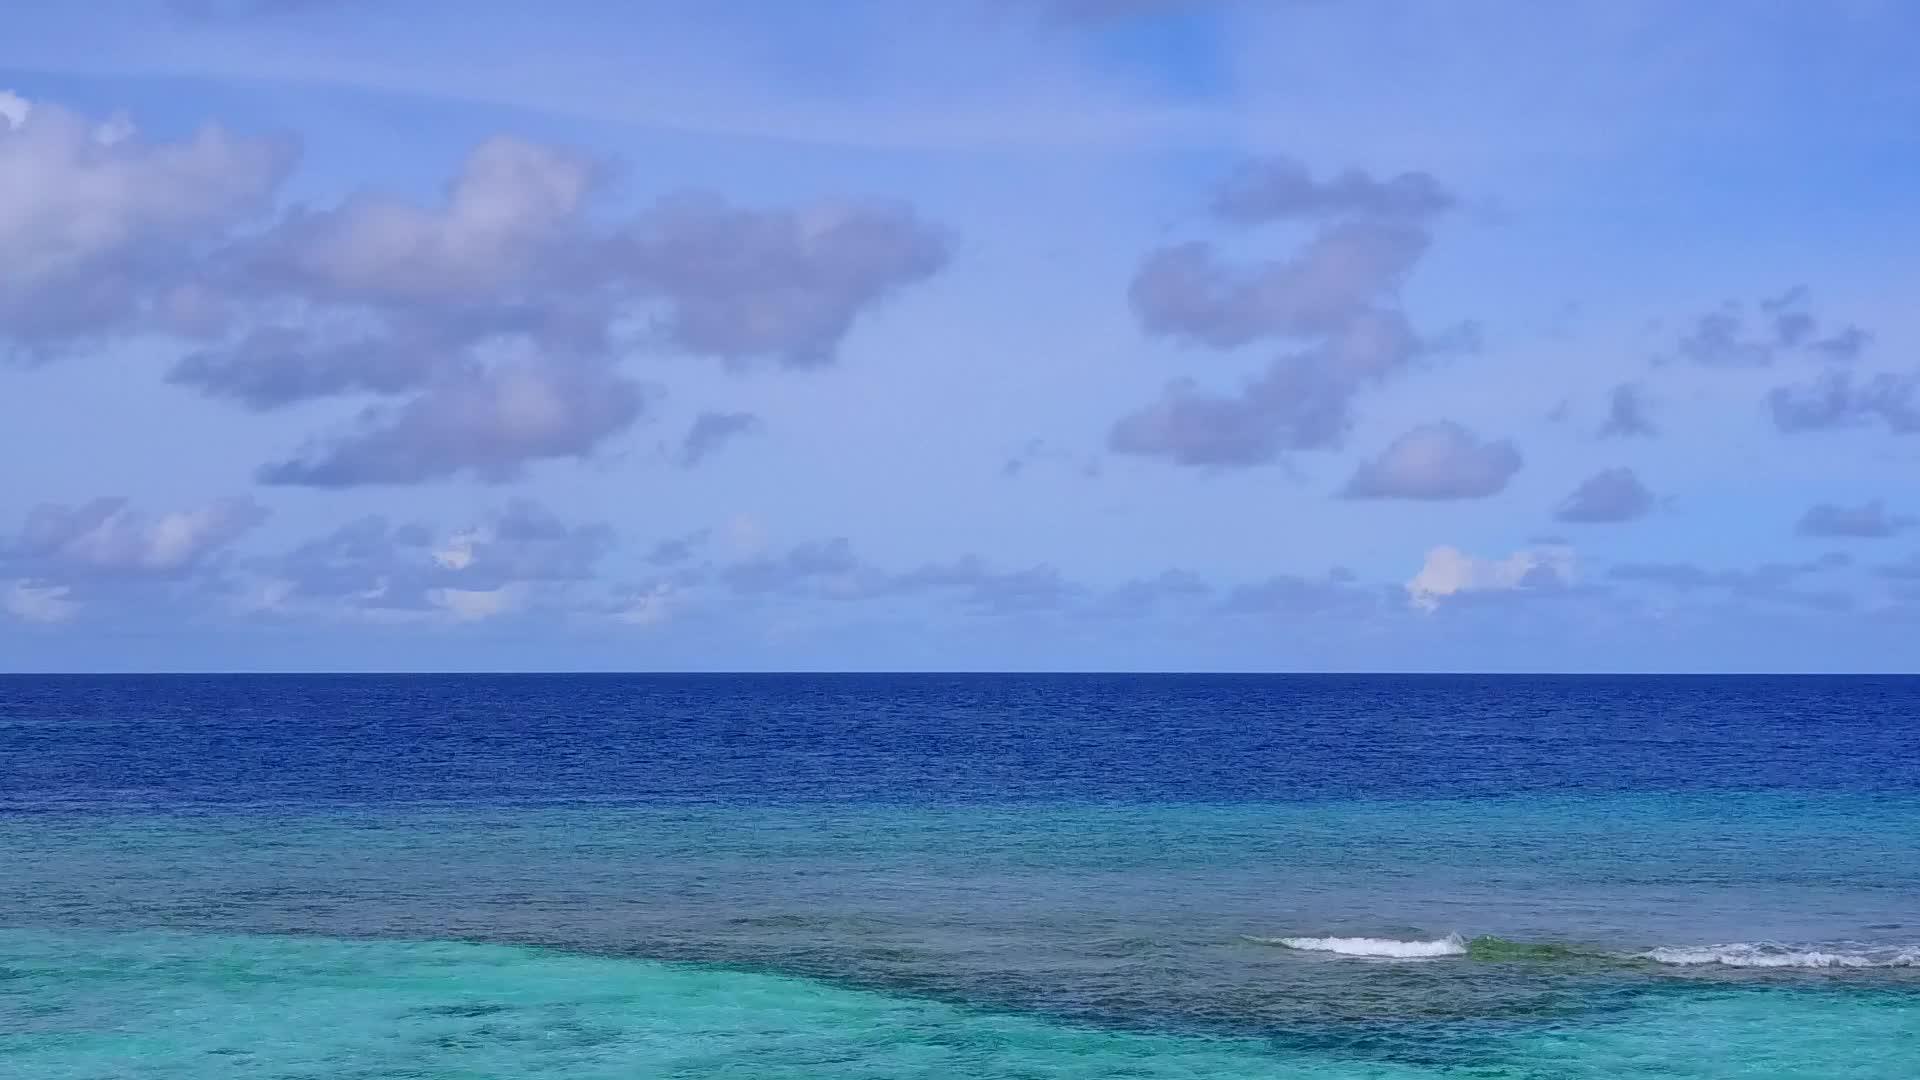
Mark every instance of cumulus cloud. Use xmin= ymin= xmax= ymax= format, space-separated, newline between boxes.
xmin=1212 ymin=157 xmax=1454 ymax=225
xmin=4 ymin=581 xmax=78 ymax=623
xmin=1677 ymin=287 xmax=1869 ymax=367
xmin=608 ymin=580 xmax=678 ymax=627
xmin=1342 ymin=421 xmax=1522 ymax=500
xmin=1112 ymin=311 xmax=1422 ymax=465
xmin=241 ymin=136 xmax=604 ymax=313
xmin=1796 ymin=499 xmax=1914 ymax=539
xmin=6 ymin=99 xmax=948 ymax=486
xmin=244 ymin=499 xmax=611 ymax=619
xmin=617 ymin=193 xmax=949 ymax=367
xmin=0 ymin=92 xmax=294 ymax=356
xmin=2 ymin=496 xmax=268 ymax=577
xmin=1554 ymin=467 xmax=1655 ymax=524
xmin=1112 ymin=154 xmax=1458 ymax=469
xmin=170 ymin=325 xmax=454 ymax=409
xmin=1406 ymin=544 xmax=1573 ymax=612
xmin=427 ymin=584 xmax=524 ymax=622
xmin=1130 ymin=225 xmax=1429 ymax=350
xmin=256 ymin=363 xmax=647 ymax=486
xmin=1767 ymin=369 xmax=1920 ymax=434
xmin=1598 ymin=382 xmax=1656 ymax=438
xmin=678 ymin=411 xmax=762 ymax=467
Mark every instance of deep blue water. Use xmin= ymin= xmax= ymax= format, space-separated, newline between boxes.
xmin=2 ymin=674 xmax=1917 ymax=1078
xmin=6 ymin=673 xmax=1919 ymax=808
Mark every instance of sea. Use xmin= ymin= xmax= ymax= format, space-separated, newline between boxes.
xmin=1 ymin=673 xmax=1916 ymax=1078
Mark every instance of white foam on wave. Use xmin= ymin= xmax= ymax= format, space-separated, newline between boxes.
xmin=1250 ymin=933 xmax=1468 ymax=959
xmin=1643 ymin=943 xmax=1920 ymax=969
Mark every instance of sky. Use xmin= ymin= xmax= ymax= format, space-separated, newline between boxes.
xmin=2 ymin=0 xmax=1918 ymax=672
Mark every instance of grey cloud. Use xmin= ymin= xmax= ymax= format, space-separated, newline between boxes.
xmin=1111 ymin=309 xmax=1424 ymax=466
xmin=1554 ymin=467 xmax=1655 ymax=524
xmin=0 ymin=97 xmax=295 ymax=357
xmin=1087 ymin=569 xmax=1212 ymax=618
xmin=1220 ymin=574 xmax=1380 ymax=616
xmin=169 ymin=325 xmax=449 ymax=408
xmin=1002 ymin=438 xmax=1099 ymax=478
xmin=678 ymin=411 xmax=762 ymax=468
xmin=1001 ymin=438 xmax=1049 ymax=477
xmin=2 ymin=496 xmax=268 ymax=578
xmin=1677 ymin=287 xmax=1870 ymax=368
xmin=620 ymin=193 xmax=949 ymax=367
xmin=1114 ymin=152 xmax=1456 ymax=470
xmin=219 ymin=142 xmax=948 ymax=373
xmin=6 ymin=119 xmax=948 ymax=485
xmin=242 ymin=137 xmax=605 ymax=311
xmin=1768 ymin=369 xmax=1920 ymax=434
xmin=1212 ymin=157 xmax=1454 ymax=225
xmin=254 ymin=500 xmax=611 ymax=617
xmin=478 ymin=499 xmax=614 ymax=580
xmin=715 ymin=539 xmax=1081 ymax=616
xmin=646 ymin=529 xmax=712 ymax=567
xmin=257 ymin=363 xmax=646 ymax=486
xmin=888 ymin=556 xmax=1081 ymax=614
xmin=1342 ymin=421 xmax=1522 ymax=500
xmin=1796 ymin=499 xmax=1914 ymax=539
xmin=1130 ymin=225 xmax=1428 ymax=349
xmin=1609 ymin=554 xmax=1854 ymax=610
xmin=1598 ymin=382 xmax=1656 ymax=438
xmin=1610 ymin=563 xmax=1720 ymax=589
xmin=722 ymin=538 xmax=864 ymax=595
xmin=265 ymin=516 xmax=428 ymax=603
xmin=1110 ymin=362 xmax=1349 ymax=466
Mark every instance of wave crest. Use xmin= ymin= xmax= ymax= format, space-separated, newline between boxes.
xmin=1251 ymin=933 xmax=1468 ymax=959
xmin=1643 ymin=943 xmax=1920 ymax=969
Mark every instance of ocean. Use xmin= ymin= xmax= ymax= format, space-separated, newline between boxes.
xmin=2 ymin=673 xmax=1916 ymax=1078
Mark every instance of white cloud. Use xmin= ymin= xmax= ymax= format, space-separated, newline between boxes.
xmin=8 ymin=496 xmax=269 ymax=576
xmin=427 ymin=583 xmax=524 ymax=621
xmin=0 ymin=95 xmax=294 ymax=349
xmin=1406 ymin=544 xmax=1574 ymax=612
xmin=432 ymin=529 xmax=485 ymax=570
xmin=612 ymin=582 xmax=676 ymax=626
xmin=0 ymin=89 xmax=29 ymax=129
xmin=4 ymin=580 xmax=78 ymax=623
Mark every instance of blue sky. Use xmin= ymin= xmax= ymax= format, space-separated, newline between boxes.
xmin=2 ymin=0 xmax=1918 ymax=672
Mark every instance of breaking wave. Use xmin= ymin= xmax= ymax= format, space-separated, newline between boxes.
xmin=1247 ymin=932 xmax=1920 ymax=969
xmin=1642 ymin=943 xmax=1920 ymax=969
xmin=1249 ymin=934 xmax=1468 ymax=959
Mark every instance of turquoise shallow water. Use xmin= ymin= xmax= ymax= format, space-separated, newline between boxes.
xmin=3 ymin=674 xmax=1919 ymax=1076
xmin=4 ymin=796 xmax=1917 ymax=1077
xmin=3 ymin=929 xmax=1915 ymax=1079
